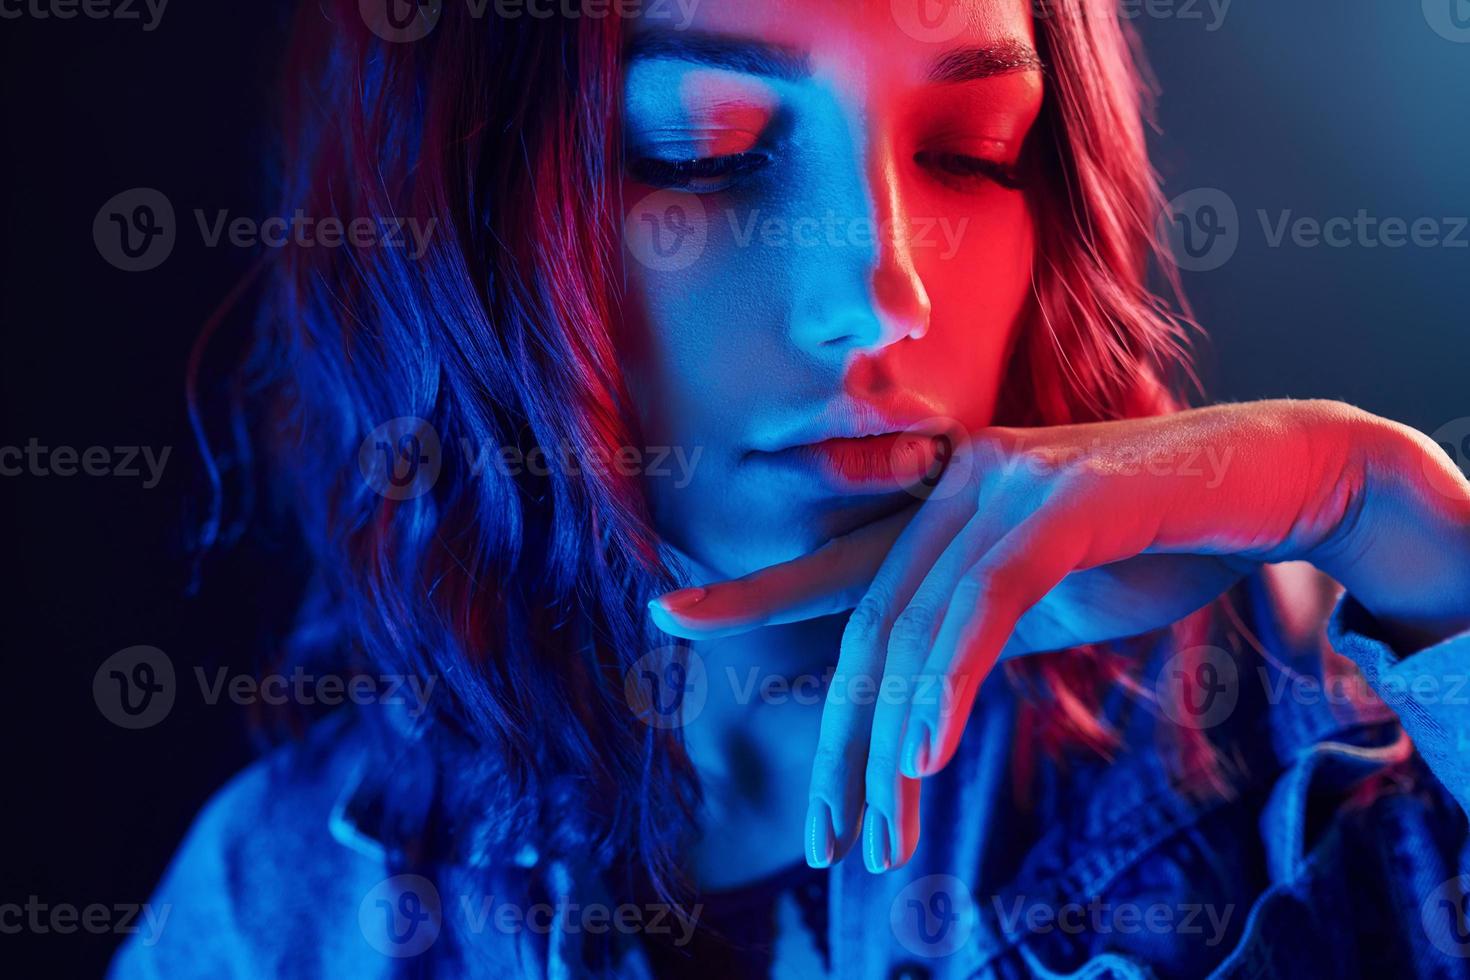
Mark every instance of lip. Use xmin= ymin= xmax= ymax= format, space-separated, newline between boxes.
xmin=747 ymin=399 xmax=959 ymax=493
xmin=768 ymin=430 xmax=948 ymax=493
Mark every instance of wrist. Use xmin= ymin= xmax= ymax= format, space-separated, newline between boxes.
xmin=1314 ymin=409 xmax=1470 ymax=645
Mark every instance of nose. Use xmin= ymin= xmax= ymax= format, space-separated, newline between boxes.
xmin=789 ymin=133 xmax=932 ymax=355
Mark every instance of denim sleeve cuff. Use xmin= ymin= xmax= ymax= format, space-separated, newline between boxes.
xmin=1326 ymin=591 xmax=1470 ymax=815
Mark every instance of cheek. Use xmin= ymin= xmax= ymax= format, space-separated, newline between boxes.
xmin=885 ymin=192 xmax=1034 ymax=427
xmin=914 ymin=192 xmax=1034 ymax=382
xmin=618 ymin=187 xmax=783 ymax=447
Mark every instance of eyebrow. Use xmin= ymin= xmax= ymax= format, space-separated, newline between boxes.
xmin=625 ymin=31 xmax=1043 ymax=85
xmin=927 ymin=38 xmax=1044 ymax=83
xmin=625 ymin=31 xmax=811 ymax=81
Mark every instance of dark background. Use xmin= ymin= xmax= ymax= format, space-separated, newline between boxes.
xmin=2 ymin=2 xmax=1466 ymax=975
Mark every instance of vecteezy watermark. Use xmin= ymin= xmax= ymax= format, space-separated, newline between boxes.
xmin=94 ymin=646 xmax=176 ymax=730
xmin=1258 ymin=210 xmax=1469 ymax=251
xmin=360 ymin=875 xmax=442 ymax=957
xmin=194 ymin=209 xmax=437 ymax=259
xmin=93 ymin=646 xmax=439 ymax=729
xmin=890 ymin=874 xmax=978 ymax=959
xmin=889 ymin=0 xmax=968 ymax=44
xmin=1152 ymin=646 xmax=1470 ymax=731
xmin=991 ymin=895 xmax=1237 ymax=947
xmin=892 ymin=0 xmax=1232 ymax=44
xmin=0 ymin=897 xmax=171 ymax=945
xmin=1424 ymin=0 xmax=1470 ymax=43
xmin=93 ymin=188 xmax=438 ymax=272
xmin=624 ymin=190 xmax=709 ymax=272
xmin=1420 ymin=874 xmax=1470 ymax=958
xmin=360 ymin=0 xmax=699 ymax=44
xmin=0 ymin=439 xmax=170 ymax=488
xmin=623 ymin=190 xmax=975 ymax=273
xmin=1160 ymin=188 xmax=1469 ymax=272
xmin=194 ymin=666 xmax=438 ymax=718
xmin=93 ymin=188 xmax=176 ymax=272
xmin=724 ymin=210 xmax=971 ymax=261
xmin=1425 ymin=417 xmax=1470 ymax=501
xmin=462 ymin=438 xmax=702 ymax=488
xmin=1155 ymin=645 xmax=1240 ymax=730
xmin=906 ymin=420 xmax=1241 ymax=503
xmin=623 ymin=647 xmax=966 ymax=729
xmin=457 ymin=893 xmax=700 ymax=944
xmin=1258 ymin=665 xmax=1470 ymax=711
xmin=359 ymin=417 xmax=444 ymax=501
xmin=1032 ymin=0 xmax=1232 ymax=31
xmin=625 ymin=646 xmax=709 ymax=729
xmin=0 ymin=0 xmax=168 ymax=31
xmin=358 ymin=416 xmax=705 ymax=500
xmin=357 ymin=874 xmax=702 ymax=958
xmin=1158 ymin=188 xmax=1241 ymax=273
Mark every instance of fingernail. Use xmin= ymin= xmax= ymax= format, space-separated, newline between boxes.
xmin=805 ymin=799 xmax=834 ymax=868
xmin=902 ymin=721 xmax=931 ymax=779
xmin=863 ymin=808 xmax=891 ymax=874
xmin=653 ymin=587 xmax=707 ymax=613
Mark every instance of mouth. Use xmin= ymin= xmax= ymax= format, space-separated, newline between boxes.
xmin=754 ymin=430 xmax=950 ymax=494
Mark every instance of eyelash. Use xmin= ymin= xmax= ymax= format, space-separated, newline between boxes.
xmin=914 ymin=150 xmax=1024 ymax=191
xmin=625 ymin=151 xmax=771 ymax=193
xmin=625 ymin=149 xmax=1023 ymax=194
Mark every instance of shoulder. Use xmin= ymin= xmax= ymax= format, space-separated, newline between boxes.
xmin=108 ymin=711 xmax=390 ymax=979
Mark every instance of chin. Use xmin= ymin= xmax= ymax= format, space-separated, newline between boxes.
xmin=676 ymin=498 xmax=902 ymax=580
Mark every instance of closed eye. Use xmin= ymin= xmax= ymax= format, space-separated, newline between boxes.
xmin=915 ymin=150 xmax=1024 ymax=191
xmin=626 ymin=151 xmax=771 ymax=194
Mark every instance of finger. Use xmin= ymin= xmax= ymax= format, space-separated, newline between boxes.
xmin=861 ymin=774 xmax=921 ymax=874
xmin=805 ymin=489 xmax=977 ymax=869
xmin=829 ymin=490 xmax=977 ymax=871
xmin=647 ymin=504 xmax=918 ymax=640
xmin=913 ymin=512 xmax=1087 ymax=777
xmin=879 ymin=506 xmax=1018 ymax=780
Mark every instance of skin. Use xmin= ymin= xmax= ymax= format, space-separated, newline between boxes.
xmin=619 ymin=1 xmax=1470 ymax=885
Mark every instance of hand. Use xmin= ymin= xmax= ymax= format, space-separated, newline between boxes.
xmin=648 ymin=399 xmax=1470 ymax=872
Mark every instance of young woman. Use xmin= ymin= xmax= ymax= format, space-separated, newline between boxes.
xmin=114 ymin=1 xmax=1470 ymax=977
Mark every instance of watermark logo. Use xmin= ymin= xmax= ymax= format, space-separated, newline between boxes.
xmin=890 ymin=874 xmax=977 ymax=958
xmin=1424 ymin=0 xmax=1470 ymax=43
xmin=96 ymin=189 xmax=438 ymax=271
xmin=0 ymin=440 xmax=171 ymax=488
xmin=0 ymin=0 xmax=169 ymax=31
xmin=93 ymin=646 xmax=175 ymax=729
xmin=1425 ymin=417 xmax=1470 ymax=500
xmin=992 ymin=895 xmax=1236 ymax=945
xmin=1159 ymin=188 xmax=1239 ymax=273
xmin=1032 ymin=0 xmax=1231 ymax=31
xmin=94 ymin=188 xmax=175 ymax=272
xmin=1421 ymin=874 xmax=1470 ymax=957
xmin=891 ymin=0 xmax=969 ymax=44
xmin=624 ymin=189 xmax=708 ymax=272
xmin=0 ymin=897 xmax=171 ymax=944
xmin=898 ymin=417 xmax=972 ymax=502
xmin=1155 ymin=645 xmax=1238 ymax=730
xmin=94 ymin=648 xmax=440 ymax=728
xmin=624 ymin=645 xmax=708 ymax=728
xmin=361 ymin=0 xmax=443 ymax=42
xmin=359 ymin=417 xmax=443 ymax=500
xmin=360 ymin=875 xmax=443 ymax=957
xmin=1162 ymin=188 xmax=1467 ymax=271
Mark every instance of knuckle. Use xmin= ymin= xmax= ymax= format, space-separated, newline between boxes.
xmin=955 ymin=565 xmax=1008 ymax=613
xmin=843 ymin=593 xmax=891 ymax=649
xmin=888 ymin=605 xmax=936 ymax=657
xmin=811 ymin=741 xmax=859 ymax=788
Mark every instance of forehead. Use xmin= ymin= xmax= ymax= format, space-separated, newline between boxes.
xmin=628 ymin=0 xmax=1038 ymax=88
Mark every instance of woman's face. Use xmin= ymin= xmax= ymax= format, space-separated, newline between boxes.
xmin=620 ymin=0 xmax=1044 ymax=579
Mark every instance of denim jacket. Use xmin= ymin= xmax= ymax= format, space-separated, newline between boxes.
xmin=110 ymin=566 xmax=1470 ymax=979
